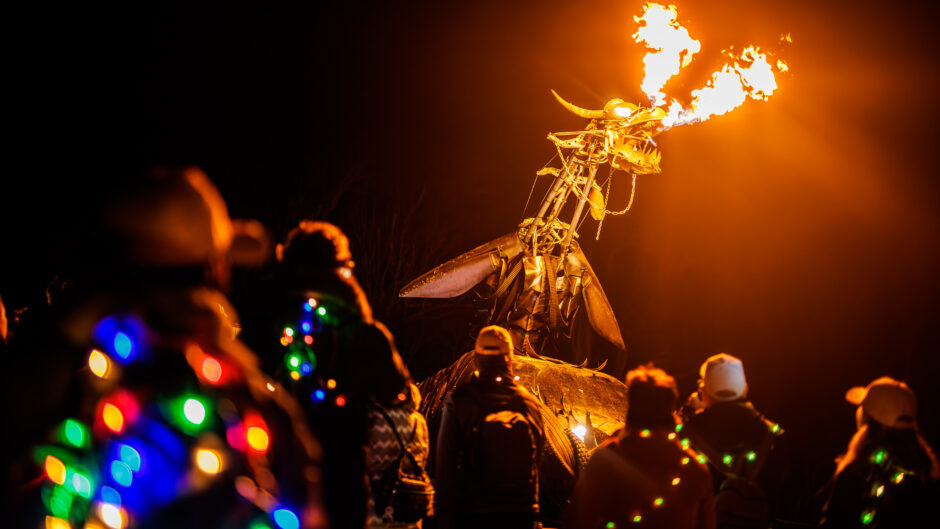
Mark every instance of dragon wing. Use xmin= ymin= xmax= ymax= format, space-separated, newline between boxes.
xmin=399 ymin=232 xmax=525 ymax=298
xmin=569 ymin=244 xmax=626 ymax=352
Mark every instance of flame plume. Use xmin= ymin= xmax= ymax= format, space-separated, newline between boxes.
xmin=633 ymin=3 xmax=701 ymax=107
xmin=633 ymin=3 xmax=788 ymax=129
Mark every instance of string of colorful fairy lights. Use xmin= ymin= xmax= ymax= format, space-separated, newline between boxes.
xmin=34 ymin=314 xmax=303 ymax=529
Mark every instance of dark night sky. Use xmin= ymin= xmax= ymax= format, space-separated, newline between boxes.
xmin=4 ymin=0 xmax=940 ymax=510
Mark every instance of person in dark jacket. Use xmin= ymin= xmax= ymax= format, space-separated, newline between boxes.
xmin=566 ymin=364 xmax=716 ymax=529
xmin=818 ymin=376 xmax=940 ymax=528
xmin=679 ymin=353 xmax=787 ymax=529
xmin=239 ymin=220 xmax=412 ymax=529
xmin=435 ymin=325 xmax=544 ymax=529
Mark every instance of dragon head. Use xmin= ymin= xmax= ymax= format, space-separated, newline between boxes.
xmin=552 ymin=90 xmax=666 ymax=175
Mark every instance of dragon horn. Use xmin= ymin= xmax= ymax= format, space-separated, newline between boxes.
xmin=551 ymin=90 xmax=605 ymax=119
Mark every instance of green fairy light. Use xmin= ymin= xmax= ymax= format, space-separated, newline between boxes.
xmin=697 ymin=454 xmax=707 ymax=464
xmin=288 ymin=355 xmax=301 ymax=369
xmin=860 ymin=510 xmax=874 ymax=525
xmin=61 ymin=419 xmax=88 ymax=449
xmin=606 ymin=523 xmax=616 ymax=529
xmin=675 ymin=423 xmax=683 ymax=432
xmin=284 ymin=327 xmax=294 ymax=337
xmin=632 ymin=514 xmax=642 ymax=523
xmin=48 ymin=486 xmax=74 ymax=519
xmin=872 ymin=450 xmax=886 ymax=464
xmin=746 ymin=451 xmax=756 ymax=462
xmin=316 ymin=306 xmax=327 ymax=317
xmin=770 ymin=423 xmax=780 ymax=434
xmin=653 ymin=497 xmax=664 ymax=507
xmin=892 ymin=472 xmax=904 ymax=484
xmin=69 ymin=472 xmax=93 ymax=499
xmin=722 ymin=454 xmax=733 ymax=466
xmin=167 ymin=394 xmax=212 ymax=435
xmin=680 ymin=438 xmax=690 ymax=450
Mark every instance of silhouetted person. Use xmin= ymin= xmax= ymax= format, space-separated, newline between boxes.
xmin=818 ymin=376 xmax=940 ymax=528
xmin=20 ymin=167 xmax=325 ymax=528
xmin=366 ymin=382 xmax=432 ymax=526
xmin=566 ymin=364 xmax=716 ymax=529
xmin=436 ymin=325 xmax=544 ymax=529
xmin=240 ymin=220 xmax=412 ymax=529
xmin=679 ymin=353 xmax=787 ymax=529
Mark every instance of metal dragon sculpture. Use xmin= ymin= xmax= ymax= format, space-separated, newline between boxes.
xmin=401 ymin=90 xmax=669 ymax=374
xmin=403 ymin=3 xmax=788 ymax=522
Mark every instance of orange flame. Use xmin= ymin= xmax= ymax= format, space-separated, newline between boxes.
xmin=634 ymin=3 xmax=788 ymax=129
xmin=633 ymin=3 xmax=700 ymax=107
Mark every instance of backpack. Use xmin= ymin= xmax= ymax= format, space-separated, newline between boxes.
xmin=370 ymin=404 xmax=435 ymax=523
xmin=714 ymin=475 xmax=770 ymax=529
xmin=461 ymin=383 xmax=539 ymax=507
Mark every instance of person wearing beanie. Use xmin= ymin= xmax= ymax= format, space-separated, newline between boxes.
xmin=565 ymin=364 xmax=716 ymax=529
xmin=679 ymin=353 xmax=788 ymax=529
xmin=818 ymin=376 xmax=939 ymax=528
xmin=435 ymin=325 xmax=545 ymax=529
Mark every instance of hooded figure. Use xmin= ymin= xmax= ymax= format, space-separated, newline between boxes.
xmin=818 ymin=376 xmax=940 ymax=528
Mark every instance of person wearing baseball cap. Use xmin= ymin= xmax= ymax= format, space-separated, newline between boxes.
xmin=679 ymin=353 xmax=788 ymax=529
xmin=436 ymin=325 xmax=545 ymax=529
xmin=818 ymin=376 xmax=939 ymax=528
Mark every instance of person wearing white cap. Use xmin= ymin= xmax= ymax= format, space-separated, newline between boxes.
xmin=435 ymin=325 xmax=545 ymax=529
xmin=818 ymin=376 xmax=939 ymax=528
xmin=679 ymin=353 xmax=787 ymax=529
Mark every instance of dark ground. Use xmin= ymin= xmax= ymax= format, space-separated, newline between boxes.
xmin=3 ymin=1 xmax=940 ymax=524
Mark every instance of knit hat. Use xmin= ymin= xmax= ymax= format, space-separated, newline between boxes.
xmin=474 ymin=325 xmax=513 ymax=357
xmin=700 ymin=353 xmax=748 ymax=402
xmin=846 ymin=376 xmax=917 ymax=429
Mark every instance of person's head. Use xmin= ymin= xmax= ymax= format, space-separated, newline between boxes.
xmin=277 ymin=220 xmax=354 ymax=270
xmin=275 ymin=220 xmax=371 ymax=321
xmin=846 ymin=376 xmax=917 ymax=430
xmin=836 ymin=376 xmax=939 ymax=478
xmin=94 ymin=166 xmax=269 ymax=289
xmin=625 ymin=364 xmax=679 ymax=430
xmin=473 ymin=325 xmax=514 ymax=377
xmin=698 ymin=353 xmax=748 ymax=406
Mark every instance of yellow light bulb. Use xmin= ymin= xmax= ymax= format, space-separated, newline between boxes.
xmin=45 ymin=516 xmax=71 ymax=529
xmin=89 ymin=350 xmax=110 ymax=378
xmin=44 ymin=455 xmax=67 ymax=485
xmin=195 ymin=449 xmax=222 ymax=474
xmin=246 ymin=426 xmax=270 ymax=451
xmin=102 ymin=404 xmax=124 ymax=433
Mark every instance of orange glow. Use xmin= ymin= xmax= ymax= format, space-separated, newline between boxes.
xmin=102 ymin=404 xmax=124 ymax=433
xmin=44 ymin=455 xmax=67 ymax=485
xmin=289 ymin=371 xmax=301 ymax=380
xmin=201 ymin=356 xmax=223 ymax=383
xmin=45 ymin=516 xmax=71 ymax=529
xmin=326 ymin=379 xmax=337 ymax=389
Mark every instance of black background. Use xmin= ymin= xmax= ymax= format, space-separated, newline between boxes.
xmin=4 ymin=0 xmax=939 ymax=520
